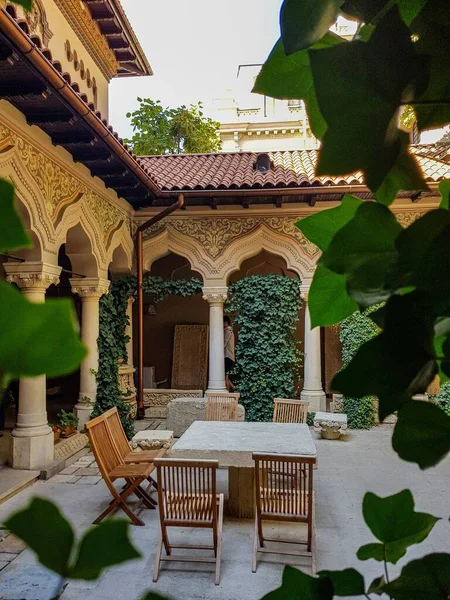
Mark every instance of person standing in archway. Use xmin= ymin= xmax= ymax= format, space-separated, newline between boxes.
xmin=223 ymin=315 xmax=235 ymax=392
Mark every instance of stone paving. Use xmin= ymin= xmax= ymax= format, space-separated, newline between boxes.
xmin=0 ymin=426 xmax=449 ymax=600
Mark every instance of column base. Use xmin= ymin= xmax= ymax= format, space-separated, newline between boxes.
xmin=9 ymin=429 xmax=53 ymax=470
xmin=206 ymin=382 xmax=228 ymax=393
xmin=75 ymin=402 xmax=94 ymax=431
xmin=301 ymin=390 xmax=326 ymax=412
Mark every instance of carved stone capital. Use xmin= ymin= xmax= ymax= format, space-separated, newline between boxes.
xmin=202 ymin=286 xmax=228 ymax=304
xmin=70 ymin=277 xmax=110 ymax=299
xmin=300 ymin=278 xmax=312 ymax=301
xmin=4 ymin=262 xmax=61 ymax=291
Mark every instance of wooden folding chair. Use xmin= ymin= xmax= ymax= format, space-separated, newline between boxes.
xmin=86 ymin=412 xmax=157 ymax=526
xmin=252 ymin=453 xmax=316 ymax=574
xmin=104 ymin=406 xmax=163 ymax=494
xmin=205 ymin=391 xmax=240 ymax=421
xmin=273 ymin=398 xmax=309 ymax=423
xmin=153 ymin=458 xmax=224 ymax=585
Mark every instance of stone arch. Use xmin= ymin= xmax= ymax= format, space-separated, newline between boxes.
xmin=109 ymin=243 xmax=132 ymax=276
xmin=63 ymin=223 xmax=99 ymax=277
xmin=11 ymin=194 xmax=43 ymax=262
xmin=219 ymin=225 xmax=315 ymax=283
xmin=143 ymin=228 xmax=206 ymax=283
xmin=107 ymin=226 xmax=133 ymax=275
xmin=56 ymin=202 xmax=105 ymax=276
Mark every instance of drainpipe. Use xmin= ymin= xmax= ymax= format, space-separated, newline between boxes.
xmin=135 ymin=194 xmax=185 ymax=419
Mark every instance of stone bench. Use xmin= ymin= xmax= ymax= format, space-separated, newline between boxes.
xmin=314 ymin=411 xmax=348 ymax=440
xmin=131 ymin=430 xmax=174 ymax=450
xmin=166 ymin=397 xmax=246 ymax=438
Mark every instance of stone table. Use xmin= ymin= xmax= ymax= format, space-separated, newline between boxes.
xmin=168 ymin=421 xmax=317 ymax=518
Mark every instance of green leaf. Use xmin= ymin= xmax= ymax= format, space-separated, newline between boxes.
xmin=322 ymin=203 xmax=402 ymax=307
xmin=383 ymin=553 xmax=450 ymax=600
xmin=70 ymin=520 xmax=141 ymax=580
xmin=308 ymin=264 xmax=358 ymax=327
xmin=296 ymin=193 xmax=362 ymax=252
xmin=387 ymin=209 xmax=450 ymax=291
xmin=374 ymin=132 xmax=428 ymax=206
xmin=332 ymin=293 xmax=437 ymax=420
xmin=340 ymin=0 xmax=389 ymax=22
xmin=439 ymin=179 xmax=450 ymax=210
xmin=0 ymin=179 xmax=31 ymax=252
xmin=280 ymin=0 xmax=343 ymax=54
xmin=318 ymin=568 xmax=365 ymax=596
xmin=262 ymin=566 xmax=334 ymax=600
xmin=357 ymin=490 xmax=439 ymax=564
xmin=0 ymin=281 xmax=87 ymax=378
xmin=4 ymin=498 xmax=74 ymax=577
xmin=392 ymin=400 xmax=450 ymax=468
xmin=310 ymin=7 xmax=428 ymax=192
xmin=412 ymin=2 xmax=450 ymax=130
xmin=367 ymin=575 xmax=386 ymax=595
xmin=252 ymin=33 xmax=343 ymax=139
xmin=10 ymin=0 xmax=32 ymax=10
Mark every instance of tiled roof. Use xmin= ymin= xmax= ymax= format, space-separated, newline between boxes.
xmin=139 ymin=146 xmax=450 ymax=192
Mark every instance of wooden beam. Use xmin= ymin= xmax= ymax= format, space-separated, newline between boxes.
xmin=275 ymin=196 xmax=283 ymax=208
xmin=308 ymin=194 xmax=317 ymax=207
xmin=51 ymin=130 xmax=96 ymax=145
xmin=411 ymin=191 xmax=422 ymax=202
xmin=210 ymin=197 xmax=218 ymax=210
xmin=242 ymin=197 xmax=250 ymax=209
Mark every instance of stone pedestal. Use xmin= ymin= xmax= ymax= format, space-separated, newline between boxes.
xmin=5 ymin=262 xmax=61 ymax=470
xmin=131 ymin=430 xmax=174 ymax=450
xmin=314 ymin=412 xmax=348 ymax=439
xmin=70 ymin=278 xmax=109 ymax=430
xmin=228 ymin=467 xmax=255 ymax=518
xmin=166 ymin=397 xmax=245 ymax=438
xmin=300 ymin=288 xmax=326 ymax=412
xmin=203 ymin=287 xmax=228 ymax=392
xmin=119 ymin=364 xmax=137 ymax=419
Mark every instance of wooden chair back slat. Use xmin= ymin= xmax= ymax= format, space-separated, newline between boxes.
xmin=253 ymin=453 xmax=314 ymax=519
xmin=155 ymin=458 xmax=218 ymax=524
xmin=273 ymin=398 xmax=309 ymax=424
xmin=205 ymin=392 xmax=240 ymax=421
xmin=86 ymin=417 xmax=122 ymax=476
xmin=105 ymin=408 xmax=132 ymax=460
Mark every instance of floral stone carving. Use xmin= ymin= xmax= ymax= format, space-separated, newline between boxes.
xmin=314 ymin=411 xmax=348 ymax=440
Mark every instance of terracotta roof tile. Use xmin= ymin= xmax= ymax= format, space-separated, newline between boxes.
xmin=138 ymin=146 xmax=450 ymax=192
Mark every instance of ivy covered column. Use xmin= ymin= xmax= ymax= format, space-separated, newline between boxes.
xmin=5 ymin=262 xmax=61 ymax=469
xmin=125 ymin=297 xmax=134 ymax=367
xmin=300 ymin=283 xmax=326 ymax=412
xmin=203 ymin=286 xmax=227 ymax=392
xmin=70 ymin=278 xmax=110 ymax=431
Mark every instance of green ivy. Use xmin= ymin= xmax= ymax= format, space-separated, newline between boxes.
xmin=227 ymin=275 xmax=303 ymax=422
xmin=93 ymin=275 xmax=202 ymax=439
xmin=429 ymin=381 xmax=450 ymax=417
xmin=340 ymin=305 xmax=382 ymax=429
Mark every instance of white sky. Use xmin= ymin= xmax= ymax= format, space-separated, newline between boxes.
xmin=109 ymin=0 xmax=283 ymax=139
xmin=109 ymin=1 xmax=447 ymax=143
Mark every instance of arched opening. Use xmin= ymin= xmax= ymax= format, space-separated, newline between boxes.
xmin=65 ymin=223 xmax=98 ymax=278
xmin=46 ymin=244 xmax=82 ymax=423
xmin=227 ymin=250 xmax=305 ymax=395
xmin=109 ymin=244 xmax=132 ymax=278
xmin=141 ymin=252 xmax=206 ymax=390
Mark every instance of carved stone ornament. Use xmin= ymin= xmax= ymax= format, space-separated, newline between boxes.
xmin=6 ymin=272 xmax=60 ymax=290
xmin=313 ymin=411 xmax=348 ymax=440
xmin=395 ymin=212 xmax=423 ymax=228
xmin=202 ymin=287 xmax=228 ymax=304
xmin=70 ymin=278 xmax=110 ymax=298
xmin=144 ymin=216 xmax=320 ymax=261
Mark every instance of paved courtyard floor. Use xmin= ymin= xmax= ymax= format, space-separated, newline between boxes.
xmin=0 ymin=426 xmax=449 ymax=600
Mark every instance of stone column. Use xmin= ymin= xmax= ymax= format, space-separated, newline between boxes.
xmin=300 ymin=285 xmax=326 ymax=412
xmin=70 ymin=278 xmax=110 ymax=431
xmin=125 ymin=297 xmax=134 ymax=367
xmin=4 ymin=262 xmax=61 ymax=470
xmin=203 ymin=287 xmax=228 ymax=392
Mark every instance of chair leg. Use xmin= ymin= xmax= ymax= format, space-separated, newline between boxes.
xmin=93 ymin=498 xmax=120 ymax=524
xmin=252 ymin=515 xmax=259 ymax=573
xmin=152 ymin=538 xmax=163 ymax=583
xmin=311 ymin=492 xmax=316 ymax=576
xmin=161 ymin=523 xmax=171 ymax=556
xmin=134 ymin=484 xmax=157 ymax=509
xmin=215 ymin=494 xmax=224 ymax=586
xmin=257 ymin=511 xmax=264 ymax=548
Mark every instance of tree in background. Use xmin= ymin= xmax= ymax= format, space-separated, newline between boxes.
xmin=124 ymin=98 xmax=221 ymax=155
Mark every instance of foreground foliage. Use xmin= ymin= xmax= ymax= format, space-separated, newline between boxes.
xmin=227 ymin=275 xmax=303 ymax=421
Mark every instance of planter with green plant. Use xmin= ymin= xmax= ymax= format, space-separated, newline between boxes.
xmin=58 ymin=410 xmax=79 ymax=438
